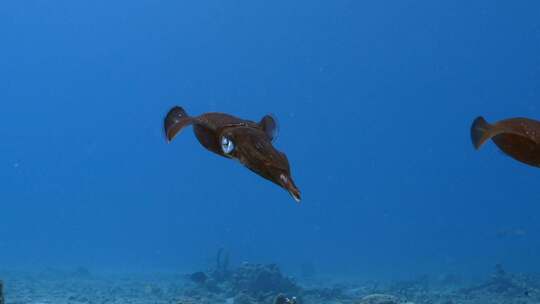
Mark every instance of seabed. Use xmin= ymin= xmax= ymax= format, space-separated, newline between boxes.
xmin=1 ymin=262 xmax=539 ymax=304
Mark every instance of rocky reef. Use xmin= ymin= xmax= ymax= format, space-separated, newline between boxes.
xmin=183 ymin=254 xmax=301 ymax=304
xmin=231 ymin=263 xmax=300 ymax=297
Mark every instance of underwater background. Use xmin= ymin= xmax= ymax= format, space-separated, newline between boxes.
xmin=1 ymin=0 xmax=540 ymax=289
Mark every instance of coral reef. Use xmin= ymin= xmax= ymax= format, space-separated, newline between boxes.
xmin=182 ymin=260 xmax=301 ymax=304
xmin=231 ymin=263 xmax=300 ymax=297
xmin=172 ymin=250 xmax=304 ymax=303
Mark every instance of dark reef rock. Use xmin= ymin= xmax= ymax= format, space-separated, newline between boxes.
xmin=232 ymin=263 xmax=300 ymax=297
xmin=274 ymin=293 xmax=298 ymax=304
xmin=189 ymin=272 xmax=208 ymax=285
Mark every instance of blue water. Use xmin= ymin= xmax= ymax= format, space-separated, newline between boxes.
xmin=1 ymin=0 xmax=539 ymax=280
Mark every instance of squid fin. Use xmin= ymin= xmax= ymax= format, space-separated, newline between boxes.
xmin=164 ymin=106 xmax=194 ymax=142
xmin=259 ymin=114 xmax=279 ymax=142
xmin=471 ymin=116 xmax=493 ymax=150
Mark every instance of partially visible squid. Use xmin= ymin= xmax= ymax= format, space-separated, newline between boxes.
xmin=471 ymin=116 xmax=540 ymax=167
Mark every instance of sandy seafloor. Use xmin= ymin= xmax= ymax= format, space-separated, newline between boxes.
xmin=1 ymin=262 xmax=540 ymax=304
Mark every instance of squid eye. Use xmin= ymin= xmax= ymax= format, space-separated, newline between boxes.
xmin=221 ymin=136 xmax=235 ymax=154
